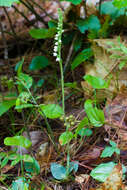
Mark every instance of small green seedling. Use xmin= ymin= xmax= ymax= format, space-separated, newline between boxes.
xmin=101 ymin=140 xmax=120 ymax=158
xmin=84 ymin=99 xmax=105 ymax=127
xmin=50 ymin=161 xmax=78 ymax=180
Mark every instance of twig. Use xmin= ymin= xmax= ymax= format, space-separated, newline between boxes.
xmin=3 ymin=7 xmax=21 ymax=58
xmin=12 ymin=5 xmax=34 ymax=26
xmin=0 ymin=17 xmax=8 ymax=60
xmin=19 ymin=0 xmax=48 ymax=27
xmin=64 ymin=33 xmax=77 ymax=73
xmin=28 ymin=0 xmax=54 ymax=20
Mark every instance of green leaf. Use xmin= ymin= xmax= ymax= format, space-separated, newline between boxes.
xmin=100 ymin=1 xmax=125 ymax=20
xmin=64 ymin=82 xmax=77 ymax=89
xmin=0 ymin=152 xmax=6 ymax=160
xmin=76 ymin=15 xmax=101 ymax=33
xmin=29 ymin=28 xmax=56 ymax=39
xmin=0 ymin=99 xmax=16 ymax=116
xmin=90 ymin=162 xmax=116 ymax=182
xmin=4 ymin=136 xmax=32 ymax=148
xmin=12 ymin=177 xmax=29 ymax=190
xmin=113 ymin=0 xmax=127 ymax=9
xmin=59 ymin=131 xmax=73 ymax=145
xmin=15 ymin=58 xmax=24 ymax=77
xmin=18 ymin=73 xmax=33 ymax=89
xmin=74 ymin=36 xmax=82 ymax=52
xmin=37 ymin=79 xmax=44 ymax=87
xmin=119 ymin=61 xmax=126 ymax=70
xmin=63 ymin=0 xmax=82 ymax=5
xmin=40 ymin=104 xmax=63 ymax=119
xmin=50 ymin=163 xmax=66 ymax=180
xmin=1 ymin=157 xmax=9 ymax=168
xmin=68 ymin=161 xmax=78 ymax=173
xmin=15 ymin=104 xmax=34 ymax=110
xmin=29 ymin=56 xmax=49 ymax=71
xmin=84 ymin=75 xmax=108 ymax=89
xmin=115 ymin=147 xmax=120 ymax=155
xmin=109 ymin=140 xmax=117 ymax=147
xmin=22 ymin=155 xmax=33 ymax=162
xmin=75 ymin=117 xmax=89 ymax=138
xmin=48 ymin=20 xmax=57 ymax=28
xmin=0 ymin=0 xmax=19 ymax=7
xmin=11 ymin=155 xmax=21 ymax=166
xmin=84 ymin=99 xmax=105 ymax=127
xmin=78 ymin=128 xmax=93 ymax=137
xmin=24 ymin=156 xmax=40 ymax=174
xmin=101 ymin=146 xmax=115 ymax=158
xmin=71 ymin=48 xmax=93 ymax=70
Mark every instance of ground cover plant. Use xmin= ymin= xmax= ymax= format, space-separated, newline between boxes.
xmin=1 ymin=0 xmax=127 ymax=189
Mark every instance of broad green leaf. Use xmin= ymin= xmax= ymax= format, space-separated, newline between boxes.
xmin=29 ymin=28 xmax=56 ymax=39
xmin=11 ymin=155 xmax=21 ymax=166
xmin=18 ymin=73 xmax=33 ymax=89
xmin=59 ymin=131 xmax=73 ymax=145
xmin=11 ymin=177 xmax=29 ymax=190
xmin=109 ymin=140 xmax=117 ymax=147
xmin=51 ymin=163 xmax=66 ymax=180
xmin=76 ymin=15 xmax=101 ymax=33
xmin=24 ymin=156 xmax=40 ymax=174
xmin=64 ymin=0 xmax=82 ymax=5
xmin=29 ymin=56 xmax=49 ymax=71
xmin=15 ymin=104 xmax=34 ymax=110
xmin=74 ymin=36 xmax=82 ymax=52
xmin=84 ymin=75 xmax=108 ymax=89
xmin=84 ymin=100 xmax=105 ymax=127
xmin=78 ymin=128 xmax=93 ymax=137
xmin=113 ymin=0 xmax=127 ymax=9
xmin=100 ymin=1 xmax=125 ymax=20
xmin=0 ymin=0 xmax=19 ymax=7
xmin=4 ymin=136 xmax=32 ymax=148
xmin=75 ymin=117 xmax=89 ymax=138
xmin=68 ymin=161 xmax=79 ymax=173
xmin=115 ymin=147 xmax=120 ymax=155
xmin=8 ymin=153 xmax=19 ymax=160
xmin=101 ymin=146 xmax=115 ymax=158
xmin=22 ymin=155 xmax=33 ymax=162
xmin=71 ymin=48 xmax=93 ymax=70
xmin=90 ymin=162 xmax=116 ymax=182
xmin=0 ymin=99 xmax=16 ymax=116
xmin=40 ymin=104 xmax=63 ymax=119
xmin=0 ymin=152 xmax=6 ymax=160
xmin=48 ymin=20 xmax=57 ymax=28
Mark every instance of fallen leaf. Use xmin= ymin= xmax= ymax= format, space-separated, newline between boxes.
xmin=90 ymin=163 xmax=126 ymax=190
xmin=75 ymin=174 xmax=89 ymax=184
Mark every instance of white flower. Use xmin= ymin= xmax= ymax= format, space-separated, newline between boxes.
xmin=55 ymin=42 xmax=58 ymax=45
xmin=55 ymin=36 xmax=58 ymax=40
xmin=55 ymin=34 xmax=59 ymax=37
xmin=62 ymin=29 xmax=64 ymax=33
xmin=54 ymin=46 xmax=58 ymax=52
xmin=59 ymin=39 xmax=61 ymax=43
xmin=53 ymin=53 xmax=57 ymax=57
xmin=56 ymin=57 xmax=60 ymax=62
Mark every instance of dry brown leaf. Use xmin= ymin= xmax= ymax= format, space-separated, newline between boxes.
xmin=90 ymin=164 xmax=126 ymax=190
xmin=75 ymin=147 xmax=101 ymax=164
xmin=83 ymin=38 xmax=127 ymax=100
xmin=104 ymin=93 xmax=127 ymax=150
xmin=75 ymin=174 xmax=89 ymax=184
